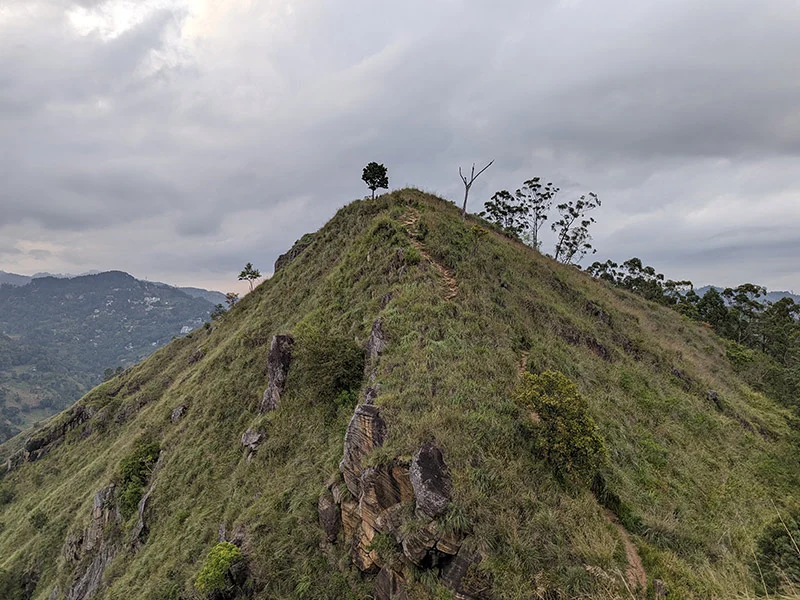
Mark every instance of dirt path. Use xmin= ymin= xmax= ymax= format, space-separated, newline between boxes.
xmin=604 ymin=509 xmax=647 ymax=594
xmin=400 ymin=208 xmax=458 ymax=300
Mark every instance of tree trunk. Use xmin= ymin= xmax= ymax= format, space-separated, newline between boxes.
xmin=371 ymin=189 xmax=375 ymax=200
xmin=461 ymin=184 xmax=470 ymax=220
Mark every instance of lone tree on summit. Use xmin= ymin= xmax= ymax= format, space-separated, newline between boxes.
xmin=459 ymin=160 xmax=494 ymax=219
xmin=362 ymin=162 xmax=388 ymax=199
xmin=238 ymin=262 xmax=261 ymax=292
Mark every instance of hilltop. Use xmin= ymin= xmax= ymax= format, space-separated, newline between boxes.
xmin=0 ymin=271 xmax=218 ymax=441
xmin=0 ymin=190 xmax=798 ymax=600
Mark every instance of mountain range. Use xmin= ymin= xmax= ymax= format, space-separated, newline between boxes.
xmin=0 ymin=190 xmax=797 ymax=599
xmin=0 ymin=271 xmax=222 ymax=442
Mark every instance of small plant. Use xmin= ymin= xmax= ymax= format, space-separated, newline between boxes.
xmin=29 ymin=509 xmax=48 ymax=531
xmin=513 ymin=370 xmax=607 ymax=482
xmin=194 ymin=541 xmax=243 ymax=594
xmin=754 ymin=507 xmax=800 ymax=593
xmin=119 ymin=440 xmax=160 ymax=520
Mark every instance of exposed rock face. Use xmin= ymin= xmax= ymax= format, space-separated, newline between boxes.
xmin=366 ymin=318 xmax=387 ymax=363
xmin=188 ymin=348 xmax=204 ymax=364
xmin=241 ymin=428 xmax=264 ymax=463
xmin=22 ymin=404 xmax=94 ymax=464
xmin=260 ymin=334 xmax=295 ymax=412
xmin=375 ymin=567 xmax=408 ymax=600
xmin=410 ymin=442 xmax=453 ymax=519
xmin=170 ymin=405 xmax=186 ymax=423
xmin=318 ymin=491 xmax=342 ymax=543
xmin=64 ymin=485 xmax=120 ymax=600
xmin=131 ymin=478 xmax=157 ymax=550
xmin=274 ymin=233 xmax=315 ymax=273
xmin=440 ymin=546 xmax=487 ymax=599
xmin=706 ymin=390 xmax=724 ymax=411
xmin=340 ymin=404 xmax=387 ymax=497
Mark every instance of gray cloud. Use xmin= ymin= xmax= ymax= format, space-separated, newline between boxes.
xmin=1 ymin=0 xmax=799 ymax=293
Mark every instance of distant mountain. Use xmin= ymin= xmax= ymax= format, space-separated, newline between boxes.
xmin=696 ymin=285 xmax=800 ymax=304
xmin=170 ymin=285 xmax=227 ymax=306
xmin=0 ymin=271 xmax=32 ymax=287
xmin=0 ymin=270 xmax=217 ymax=441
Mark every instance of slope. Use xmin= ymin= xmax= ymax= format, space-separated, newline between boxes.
xmin=0 ymin=190 xmax=798 ymax=600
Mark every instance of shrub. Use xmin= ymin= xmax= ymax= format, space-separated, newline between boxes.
xmin=0 ymin=485 xmax=14 ymax=507
xmin=119 ymin=441 xmax=160 ymax=520
xmin=194 ymin=541 xmax=243 ymax=594
xmin=292 ymin=320 xmax=365 ymax=405
xmin=754 ymin=508 xmax=800 ymax=593
xmin=513 ymin=370 xmax=607 ymax=482
xmin=29 ymin=509 xmax=48 ymax=531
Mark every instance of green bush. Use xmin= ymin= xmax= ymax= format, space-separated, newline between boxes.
xmin=119 ymin=440 xmax=160 ymax=520
xmin=292 ymin=320 xmax=365 ymax=405
xmin=754 ymin=508 xmax=800 ymax=593
xmin=29 ymin=509 xmax=48 ymax=531
xmin=194 ymin=541 xmax=243 ymax=594
xmin=513 ymin=370 xmax=607 ymax=482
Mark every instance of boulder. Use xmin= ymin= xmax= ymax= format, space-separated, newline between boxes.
xmin=260 ymin=334 xmax=295 ymax=412
xmin=706 ymin=390 xmax=724 ymax=411
xmin=340 ymin=404 xmax=387 ymax=497
xmin=654 ymin=578 xmax=668 ymax=600
xmin=440 ymin=545 xmax=485 ymax=598
xmin=241 ymin=428 xmax=263 ymax=463
xmin=170 ymin=405 xmax=186 ymax=423
xmin=318 ymin=491 xmax=341 ymax=543
xmin=375 ymin=566 xmax=408 ymax=600
xmin=410 ymin=442 xmax=453 ymax=519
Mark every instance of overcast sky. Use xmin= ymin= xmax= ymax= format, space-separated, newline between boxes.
xmin=2 ymin=0 xmax=799 ymax=294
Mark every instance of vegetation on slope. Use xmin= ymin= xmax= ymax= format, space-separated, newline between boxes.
xmin=0 ymin=190 xmax=798 ymax=599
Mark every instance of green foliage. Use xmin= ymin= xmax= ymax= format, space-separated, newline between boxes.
xmin=0 ymin=485 xmax=14 ymax=506
xmin=754 ymin=508 xmax=800 ymax=593
xmin=29 ymin=509 xmax=48 ymax=531
xmin=362 ymin=161 xmax=389 ymax=199
xmin=210 ymin=304 xmax=226 ymax=320
xmin=514 ymin=371 xmax=607 ymax=482
xmin=194 ymin=541 xmax=243 ymax=594
xmin=292 ymin=319 xmax=365 ymax=406
xmin=238 ymin=262 xmax=261 ymax=292
xmin=552 ymin=192 xmax=601 ymax=264
xmin=119 ymin=441 xmax=160 ymax=521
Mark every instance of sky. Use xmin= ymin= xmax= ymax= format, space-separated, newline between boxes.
xmin=1 ymin=0 xmax=799 ymax=294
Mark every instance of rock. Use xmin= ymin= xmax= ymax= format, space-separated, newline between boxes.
xmin=241 ymin=428 xmax=264 ymax=463
xmin=401 ymin=523 xmax=437 ymax=566
xmin=66 ymin=544 xmax=116 ymax=600
xmin=586 ymin=301 xmax=612 ymax=326
xmin=340 ymin=495 xmax=361 ymax=539
xmin=375 ymin=566 xmax=408 ymax=600
xmin=366 ymin=318 xmax=387 ymax=362
xmin=440 ymin=545 xmax=484 ymax=598
xmin=364 ymin=386 xmax=379 ymax=405
xmin=654 ymin=578 xmax=668 ymax=600
xmin=260 ymin=334 xmax=295 ymax=412
xmin=318 ymin=491 xmax=341 ymax=542
xmin=274 ymin=233 xmax=315 ymax=272
xmin=410 ymin=442 xmax=453 ymax=519
xmin=706 ymin=390 xmax=724 ymax=411
xmin=670 ymin=367 xmax=692 ymax=389
xmin=85 ymin=485 xmax=118 ymax=553
xmin=340 ymin=404 xmax=387 ymax=497
xmin=170 ymin=405 xmax=186 ymax=423
xmin=188 ymin=348 xmax=204 ymax=364
xmin=131 ymin=477 xmax=157 ymax=550
xmin=23 ymin=404 xmax=94 ymax=463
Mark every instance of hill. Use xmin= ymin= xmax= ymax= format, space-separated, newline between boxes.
xmin=0 ymin=271 xmax=217 ymax=441
xmin=0 ymin=190 xmax=798 ymax=600
xmin=695 ymin=285 xmax=800 ymax=305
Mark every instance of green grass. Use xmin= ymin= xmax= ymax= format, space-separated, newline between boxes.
xmin=0 ymin=189 xmax=798 ymax=599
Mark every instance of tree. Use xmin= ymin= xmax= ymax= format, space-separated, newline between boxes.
xmin=238 ymin=263 xmax=261 ymax=292
xmin=551 ymin=193 xmax=601 ymax=265
xmin=210 ymin=304 xmax=226 ymax=320
xmin=480 ymin=190 xmax=527 ymax=237
xmin=225 ymin=292 xmax=239 ymax=308
xmin=362 ymin=162 xmax=388 ymax=200
xmin=516 ymin=177 xmax=558 ymax=250
xmin=458 ymin=160 xmax=494 ymax=219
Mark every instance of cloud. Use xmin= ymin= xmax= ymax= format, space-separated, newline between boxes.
xmin=1 ymin=0 xmax=799 ymax=292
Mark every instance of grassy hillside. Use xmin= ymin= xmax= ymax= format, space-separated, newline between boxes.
xmin=0 ymin=190 xmax=798 ymax=600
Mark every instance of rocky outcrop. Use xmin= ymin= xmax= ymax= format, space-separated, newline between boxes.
xmin=170 ymin=405 xmax=186 ymax=423
xmin=64 ymin=485 xmax=121 ymax=600
xmin=274 ymin=233 xmax=315 ymax=273
xmin=188 ymin=348 xmax=204 ymax=364
xmin=318 ymin=491 xmax=341 ymax=543
xmin=706 ymin=390 xmax=724 ymax=411
xmin=340 ymin=404 xmax=387 ymax=496
xmin=410 ymin=442 xmax=453 ymax=519
xmin=260 ymin=334 xmax=295 ymax=412
xmin=131 ymin=476 xmax=158 ymax=550
xmin=21 ymin=404 xmax=94 ymax=465
xmin=241 ymin=428 xmax=263 ymax=462
xmin=440 ymin=546 xmax=488 ymax=599
xmin=375 ymin=566 xmax=408 ymax=600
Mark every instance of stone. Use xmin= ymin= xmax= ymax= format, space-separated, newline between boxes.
xmin=188 ymin=348 xmax=204 ymax=364
xmin=23 ymin=404 xmax=94 ymax=463
xmin=318 ymin=491 xmax=342 ymax=543
xmin=706 ymin=390 xmax=724 ymax=411
xmin=241 ymin=428 xmax=264 ymax=463
xmin=339 ymin=404 xmax=387 ymax=497
xmin=375 ymin=566 xmax=408 ymax=600
xmin=340 ymin=496 xmax=361 ymax=539
xmin=85 ymin=485 xmax=117 ymax=553
xmin=401 ymin=524 xmax=437 ymax=566
xmin=260 ymin=334 xmax=295 ymax=412
xmin=654 ymin=578 xmax=668 ymax=600
xmin=366 ymin=318 xmax=387 ymax=362
xmin=410 ymin=442 xmax=453 ymax=519
xmin=440 ymin=545 xmax=484 ymax=598
xmin=274 ymin=233 xmax=315 ymax=272
xmin=170 ymin=405 xmax=186 ymax=423
xmin=131 ymin=478 xmax=157 ymax=550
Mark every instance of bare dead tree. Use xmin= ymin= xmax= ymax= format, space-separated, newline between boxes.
xmin=459 ymin=160 xmax=494 ymax=219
